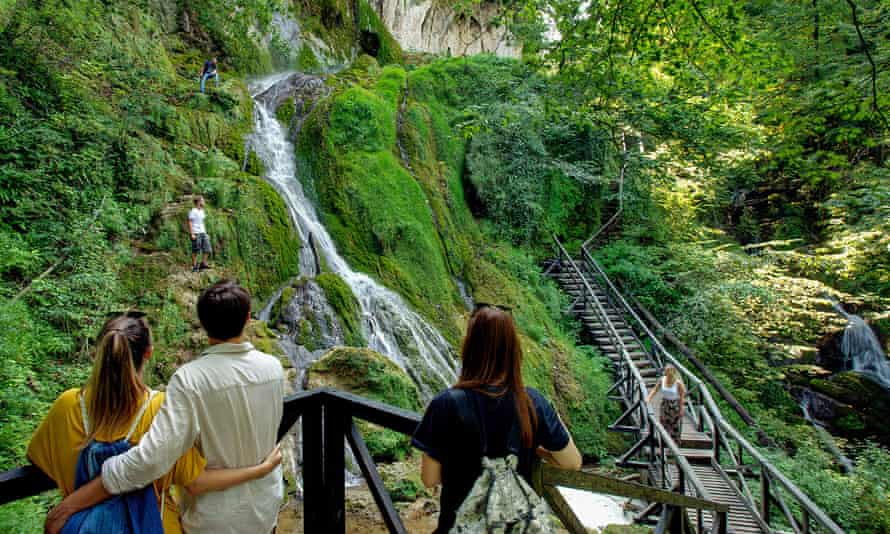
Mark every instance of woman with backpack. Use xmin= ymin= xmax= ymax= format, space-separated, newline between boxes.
xmin=412 ymin=304 xmax=582 ymax=533
xmin=28 ymin=313 xmax=282 ymax=533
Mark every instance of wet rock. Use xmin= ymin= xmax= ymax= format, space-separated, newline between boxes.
xmin=786 ymin=366 xmax=890 ymax=442
xmin=308 ymin=347 xmax=422 ymax=461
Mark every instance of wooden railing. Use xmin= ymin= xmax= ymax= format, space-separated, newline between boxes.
xmin=576 ymin=244 xmax=845 ymax=534
xmin=1 ymin=385 xmax=731 ymax=533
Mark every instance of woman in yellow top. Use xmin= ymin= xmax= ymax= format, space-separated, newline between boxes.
xmin=27 ymin=313 xmax=282 ymax=534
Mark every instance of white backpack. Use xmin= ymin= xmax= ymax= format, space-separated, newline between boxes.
xmin=448 ymin=389 xmax=554 ymax=534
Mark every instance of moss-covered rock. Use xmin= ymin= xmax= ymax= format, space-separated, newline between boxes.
xmin=308 ymin=347 xmax=421 ymax=460
xmin=315 ymin=272 xmax=365 ymax=346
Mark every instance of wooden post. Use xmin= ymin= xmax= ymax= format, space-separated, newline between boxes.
xmin=713 ymin=422 xmax=721 ymax=464
xmin=715 ymin=510 xmax=728 ymax=534
xmin=760 ymin=468 xmax=771 ymax=526
xmin=802 ymin=508 xmax=810 ymax=534
xmin=346 ymin=421 xmax=407 ymax=534
xmin=303 ymin=402 xmax=325 ymax=534
xmin=323 ymin=402 xmax=347 ymax=533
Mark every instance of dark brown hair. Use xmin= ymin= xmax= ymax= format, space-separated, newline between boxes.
xmin=198 ymin=279 xmax=251 ymax=340
xmin=84 ymin=315 xmax=151 ymax=443
xmin=454 ymin=306 xmax=537 ymax=447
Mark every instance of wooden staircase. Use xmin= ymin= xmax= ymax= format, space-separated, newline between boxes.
xmin=550 ymin=259 xmax=773 ymax=534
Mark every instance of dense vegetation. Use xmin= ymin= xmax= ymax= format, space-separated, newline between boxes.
xmin=499 ymin=0 xmax=890 ymax=530
xmin=2 ymin=0 xmax=890 ymax=531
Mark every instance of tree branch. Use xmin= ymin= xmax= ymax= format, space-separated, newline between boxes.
xmin=844 ymin=0 xmax=887 ymax=128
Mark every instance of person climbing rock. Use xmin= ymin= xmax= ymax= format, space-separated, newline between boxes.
xmin=199 ymin=57 xmax=219 ymax=93
xmin=188 ymin=196 xmax=211 ymax=272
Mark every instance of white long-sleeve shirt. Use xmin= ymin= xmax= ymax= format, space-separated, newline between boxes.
xmin=102 ymin=342 xmax=285 ymax=533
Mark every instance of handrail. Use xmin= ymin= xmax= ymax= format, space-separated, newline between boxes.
xmin=579 ymin=245 xmax=845 ymax=534
xmin=2 ymin=384 xmax=731 ymax=534
xmin=553 ymin=236 xmax=725 ymax=533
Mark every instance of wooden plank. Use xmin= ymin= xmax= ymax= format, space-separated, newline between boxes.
xmin=323 ymin=389 xmax=421 ymax=436
xmin=540 ymin=465 xmax=729 ymax=513
xmin=542 ymin=485 xmax=587 ymax=534
xmin=323 ymin=402 xmax=346 ymax=533
xmin=278 ymin=388 xmax=316 ymax=440
xmin=0 ymin=465 xmax=56 ymax=505
xmin=346 ymin=421 xmax=408 ymax=534
xmin=302 ymin=402 xmax=326 ymax=534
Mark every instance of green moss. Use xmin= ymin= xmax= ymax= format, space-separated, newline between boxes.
xmin=315 ymin=272 xmax=365 ymax=346
xmin=356 ymin=0 xmax=403 ymax=65
xmin=385 ymin=476 xmax=424 ymax=502
xmin=297 ymin=45 xmax=321 ymax=72
xmin=310 ymin=347 xmax=422 ymax=410
xmin=309 ymin=347 xmax=422 ymax=460
xmin=276 ymin=96 xmax=296 ymax=127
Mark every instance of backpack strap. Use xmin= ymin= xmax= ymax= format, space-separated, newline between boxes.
xmin=449 ymin=388 xmax=485 ymax=456
xmin=79 ymin=390 xmax=91 ymax=436
xmin=126 ymin=390 xmax=158 ymax=441
xmin=79 ymin=389 xmax=158 ymax=440
xmin=449 ymin=388 xmax=523 ymax=458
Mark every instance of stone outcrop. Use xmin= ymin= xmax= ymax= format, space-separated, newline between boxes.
xmin=371 ymin=0 xmax=520 ymax=57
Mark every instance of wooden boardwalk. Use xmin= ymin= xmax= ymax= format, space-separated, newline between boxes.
xmin=548 ymin=242 xmax=842 ymax=534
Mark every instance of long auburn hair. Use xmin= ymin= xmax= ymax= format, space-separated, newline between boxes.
xmin=454 ymin=306 xmax=537 ymax=448
xmin=83 ymin=315 xmax=151 ymax=443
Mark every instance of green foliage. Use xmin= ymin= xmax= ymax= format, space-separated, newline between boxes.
xmin=0 ymin=6 xmax=301 ymax=525
xmin=309 ymin=347 xmax=422 ymax=461
xmin=315 ymin=273 xmax=365 ymax=347
xmin=297 ymin=45 xmax=321 ymax=72
xmin=386 ymin=477 xmax=424 ymax=502
xmin=356 ymin=0 xmax=403 ymax=65
xmin=772 ymin=444 xmax=890 ymax=534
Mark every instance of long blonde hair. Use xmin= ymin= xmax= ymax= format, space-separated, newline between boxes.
xmin=83 ymin=315 xmax=151 ymax=443
xmin=663 ymin=364 xmax=681 ymax=388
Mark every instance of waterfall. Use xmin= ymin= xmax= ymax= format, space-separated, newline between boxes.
xmin=247 ymin=73 xmax=458 ymax=400
xmin=829 ymin=300 xmax=890 ymax=389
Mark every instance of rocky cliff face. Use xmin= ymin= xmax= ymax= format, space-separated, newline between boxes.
xmin=371 ymin=0 xmax=520 ymax=57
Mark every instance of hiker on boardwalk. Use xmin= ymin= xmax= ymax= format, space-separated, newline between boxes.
xmin=188 ymin=196 xmax=211 ymax=272
xmin=412 ymin=303 xmax=582 ymax=533
xmin=45 ymin=281 xmax=287 ymax=534
xmin=30 ymin=311 xmax=281 ymax=534
xmin=646 ymin=364 xmax=686 ymax=443
xmin=199 ymin=57 xmax=219 ymax=93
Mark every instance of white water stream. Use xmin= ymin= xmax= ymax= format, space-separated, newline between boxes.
xmin=830 ymin=299 xmax=890 ymax=389
xmin=247 ymin=74 xmax=458 ymax=399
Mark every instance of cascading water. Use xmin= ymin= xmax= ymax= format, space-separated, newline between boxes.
xmin=830 ymin=299 xmax=890 ymax=389
xmin=247 ymin=73 xmax=458 ymax=399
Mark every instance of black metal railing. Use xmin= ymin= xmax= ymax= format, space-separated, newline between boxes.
xmin=1 ymin=385 xmax=734 ymax=533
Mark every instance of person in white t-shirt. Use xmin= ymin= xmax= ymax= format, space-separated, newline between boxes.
xmin=188 ymin=196 xmax=212 ymax=272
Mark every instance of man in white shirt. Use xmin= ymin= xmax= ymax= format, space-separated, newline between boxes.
xmin=189 ymin=196 xmax=212 ymax=272
xmin=46 ymin=280 xmax=285 ymax=534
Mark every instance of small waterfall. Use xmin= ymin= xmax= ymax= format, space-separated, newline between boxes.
xmin=829 ymin=300 xmax=890 ymax=389
xmin=797 ymin=388 xmax=855 ymax=473
xmin=247 ymin=73 xmax=458 ymax=399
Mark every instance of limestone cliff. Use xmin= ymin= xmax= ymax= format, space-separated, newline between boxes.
xmin=370 ymin=0 xmax=520 ymax=57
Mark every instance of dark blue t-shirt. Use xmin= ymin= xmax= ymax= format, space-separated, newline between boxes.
xmin=411 ymin=387 xmax=570 ymax=533
xmin=202 ymin=60 xmax=216 ymax=75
